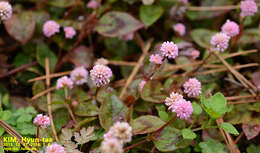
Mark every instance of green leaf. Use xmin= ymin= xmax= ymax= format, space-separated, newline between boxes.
xmin=74 ymin=100 xmax=99 ymax=117
xmin=13 ymin=53 xmax=30 ymax=68
xmin=140 ymin=5 xmax=163 ymax=27
xmin=36 ymin=43 xmax=57 ymax=72
xmin=0 ymin=127 xmax=5 ymax=136
xmin=153 ymin=126 xmax=192 ymax=152
xmin=47 ymin=0 xmax=78 ymax=8
xmin=16 ymin=123 xmax=36 ymax=135
xmin=238 ymin=29 xmax=260 ymax=45
xmin=141 ymin=81 xmax=167 ymax=103
xmin=192 ymin=102 xmax=202 ymax=115
xmin=96 ymin=11 xmax=143 ymax=37
xmin=220 ymin=122 xmax=239 ymax=135
xmin=191 ymin=29 xmax=216 ymax=48
xmin=53 ymin=109 xmax=69 ymax=132
xmin=4 ymin=12 xmax=35 ymax=44
xmin=17 ymin=114 xmax=33 ymax=123
xmin=199 ymin=139 xmax=226 ymax=153
xmin=32 ymin=81 xmax=46 ymax=96
xmin=0 ymin=110 xmax=12 ymax=121
xmin=131 ymin=115 xmax=165 ymax=135
xmin=182 ymin=128 xmax=196 ymax=140
xmin=201 ymin=92 xmax=228 ymax=119
xmin=99 ymin=95 xmax=128 ymax=131
xmin=158 ymin=111 xmax=169 ymax=122
xmin=247 ymin=144 xmax=260 ymax=153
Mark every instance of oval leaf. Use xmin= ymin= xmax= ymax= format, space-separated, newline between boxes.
xmin=131 ymin=115 xmax=165 ymax=135
xmin=99 ymin=95 xmax=128 ymax=131
xmin=191 ymin=29 xmax=216 ymax=48
xmin=96 ymin=11 xmax=143 ymax=37
xmin=140 ymin=5 xmax=163 ymax=27
xmin=220 ymin=122 xmax=239 ymax=135
xmin=74 ymin=100 xmax=99 ymax=117
xmin=4 ymin=12 xmax=35 ymax=44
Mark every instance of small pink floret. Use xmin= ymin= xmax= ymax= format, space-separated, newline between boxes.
xmin=221 ymin=20 xmax=239 ymax=37
xmin=183 ymin=78 xmax=201 ymax=97
xmin=64 ymin=27 xmax=76 ymax=39
xmin=160 ymin=41 xmax=179 ymax=59
xmin=210 ymin=32 xmax=230 ymax=52
xmin=70 ymin=66 xmax=88 ymax=85
xmin=33 ymin=114 xmax=50 ymax=129
xmin=56 ymin=76 xmax=73 ymax=90
xmin=169 ymin=99 xmax=193 ymax=120
xmin=43 ymin=20 xmax=60 ymax=37
xmin=240 ymin=0 xmax=258 ymax=17
xmin=173 ymin=23 xmax=186 ymax=36
xmin=46 ymin=143 xmax=66 ymax=153
xmin=87 ymin=0 xmax=100 ymax=9
xmin=90 ymin=65 xmax=113 ymax=87
xmin=149 ymin=54 xmax=163 ymax=64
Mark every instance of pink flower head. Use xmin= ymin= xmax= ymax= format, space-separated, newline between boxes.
xmin=165 ymin=92 xmax=184 ymax=107
xmin=46 ymin=143 xmax=66 ymax=153
xmin=43 ymin=20 xmax=60 ymax=37
xmin=64 ymin=27 xmax=76 ymax=39
xmin=122 ymin=32 xmax=134 ymax=41
xmin=173 ymin=23 xmax=186 ymax=36
xmin=149 ymin=54 xmax=163 ymax=64
xmin=191 ymin=49 xmax=200 ymax=59
xmin=70 ymin=66 xmax=88 ymax=85
xmin=210 ymin=32 xmax=230 ymax=52
xmin=183 ymin=78 xmax=201 ymax=97
xmin=33 ymin=114 xmax=50 ymax=129
xmin=90 ymin=65 xmax=113 ymax=87
xmin=169 ymin=99 xmax=193 ymax=120
xmin=138 ymin=80 xmax=147 ymax=92
xmin=221 ymin=20 xmax=239 ymax=37
xmin=0 ymin=1 xmax=12 ymax=20
xmin=56 ymin=76 xmax=73 ymax=90
xmin=179 ymin=0 xmax=188 ymax=4
xmin=160 ymin=41 xmax=179 ymax=59
xmin=87 ymin=0 xmax=100 ymax=9
xmin=104 ymin=130 xmax=113 ymax=141
xmin=240 ymin=0 xmax=258 ymax=17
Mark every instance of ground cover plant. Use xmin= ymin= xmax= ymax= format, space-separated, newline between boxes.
xmin=0 ymin=0 xmax=260 ymax=153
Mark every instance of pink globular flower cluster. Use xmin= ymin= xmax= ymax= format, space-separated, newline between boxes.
xmin=0 ymin=1 xmax=12 ymax=20
xmin=240 ymin=0 xmax=258 ymax=17
xmin=43 ymin=20 xmax=60 ymax=37
xmin=46 ymin=143 xmax=66 ymax=153
xmin=90 ymin=64 xmax=113 ymax=87
xmin=101 ymin=122 xmax=132 ymax=153
xmin=87 ymin=0 xmax=100 ymax=9
xmin=183 ymin=78 xmax=202 ymax=98
xmin=170 ymin=99 xmax=193 ymax=120
xmin=180 ymin=49 xmax=200 ymax=59
xmin=70 ymin=66 xmax=88 ymax=85
xmin=64 ymin=27 xmax=76 ymax=39
xmin=56 ymin=76 xmax=74 ymax=90
xmin=210 ymin=32 xmax=230 ymax=52
xmin=221 ymin=20 xmax=239 ymax=37
xmin=33 ymin=114 xmax=50 ymax=129
xmin=165 ymin=92 xmax=193 ymax=120
xmin=173 ymin=23 xmax=186 ymax=36
xmin=179 ymin=0 xmax=188 ymax=4
xmin=149 ymin=54 xmax=163 ymax=64
xmin=160 ymin=41 xmax=179 ymax=59
xmin=138 ymin=80 xmax=147 ymax=92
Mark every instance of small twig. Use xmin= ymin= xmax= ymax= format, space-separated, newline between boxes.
xmin=119 ymin=38 xmax=152 ymax=100
xmin=0 ymin=61 xmax=38 ymax=79
xmin=123 ymin=139 xmax=149 ymax=152
xmin=213 ymin=51 xmax=257 ymax=95
xmin=45 ymin=58 xmax=59 ymax=142
xmin=234 ymin=132 xmax=244 ymax=144
xmin=65 ymin=103 xmax=78 ymax=126
xmin=108 ymin=60 xmax=137 ymax=66
xmin=36 ymin=126 xmax=39 ymax=139
xmin=28 ymin=71 xmax=71 ymax=83
xmin=226 ymin=95 xmax=257 ymax=101
xmin=31 ymin=86 xmax=56 ymax=100
xmin=63 ymin=0 xmax=81 ymax=19
xmin=187 ymin=5 xmax=238 ymax=11
xmin=0 ymin=120 xmax=38 ymax=153
xmin=228 ymin=99 xmax=259 ymax=105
